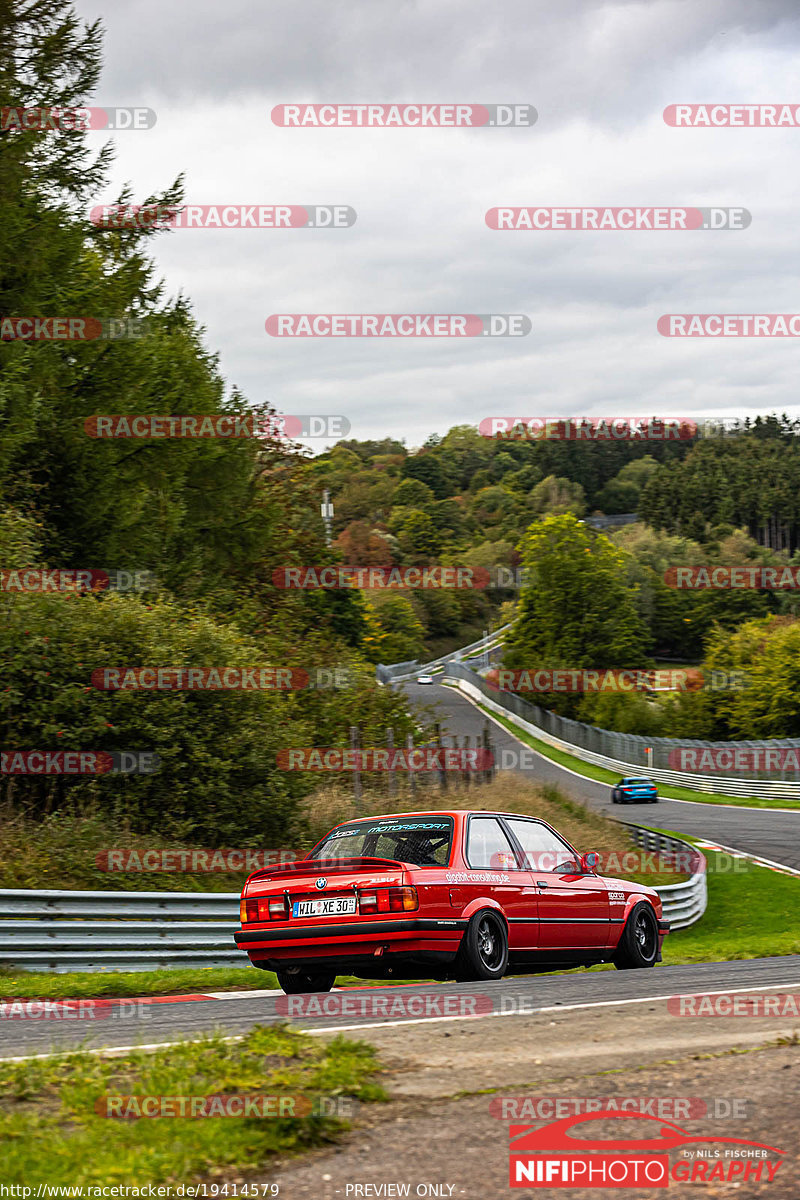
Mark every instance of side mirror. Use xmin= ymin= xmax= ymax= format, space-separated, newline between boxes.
xmin=581 ymin=851 xmax=599 ymax=873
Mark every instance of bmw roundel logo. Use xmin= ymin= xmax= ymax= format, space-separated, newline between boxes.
xmin=315 ymin=877 xmax=327 ymax=890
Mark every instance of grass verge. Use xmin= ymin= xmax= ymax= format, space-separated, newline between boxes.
xmin=0 ymin=967 xmax=429 ymax=1000
xmin=0 ymin=1025 xmax=385 ymax=1186
xmin=479 ymin=702 xmax=800 ymax=810
xmin=0 ymin=966 xmax=272 ymax=999
xmin=664 ymin=849 xmax=800 ymax=963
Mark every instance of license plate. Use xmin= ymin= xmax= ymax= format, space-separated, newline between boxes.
xmin=292 ymin=897 xmax=358 ymax=918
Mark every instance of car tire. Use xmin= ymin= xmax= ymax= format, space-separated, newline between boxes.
xmin=276 ymin=968 xmax=337 ymax=994
xmin=613 ymin=902 xmax=659 ymax=970
xmin=454 ymin=909 xmax=508 ymax=982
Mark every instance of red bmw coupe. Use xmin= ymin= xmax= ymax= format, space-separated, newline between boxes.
xmin=234 ymin=809 xmax=669 ymax=993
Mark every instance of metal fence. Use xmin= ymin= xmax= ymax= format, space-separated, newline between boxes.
xmin=584 ymin=512 xmax=639 ymax=530
xmin=0 ymin=825 xmax=705 ymax=972
xmin=445 ymin=662 xmax=800 ymax=799
xmin=376 ymin=624 xmax=511 ymax=685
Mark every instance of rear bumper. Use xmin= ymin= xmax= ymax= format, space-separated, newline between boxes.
xmin=234 ymin=917 xmax=467 ymax=966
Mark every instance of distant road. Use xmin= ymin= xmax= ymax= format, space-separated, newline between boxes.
xmin=399 ymin=680 xmax=800 ymax=870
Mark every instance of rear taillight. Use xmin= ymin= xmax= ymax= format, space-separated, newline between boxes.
xmin=393 ymin=886 xmax=419 ymax=912
xmin=268 ymin=897 xmax=289 ymax=920
xmin=359 ymin=886 xmax=418 ymax=914
xmin=240 ymin=895 xmax=288 ymax=923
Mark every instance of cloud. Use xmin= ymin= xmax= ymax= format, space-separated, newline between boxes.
xmin=74 ymin=0 xmax=800 ymax=448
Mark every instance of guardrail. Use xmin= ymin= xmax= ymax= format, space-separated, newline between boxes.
xmin=445 ymin=663 xmax=800 ymax=801
xmin=0 ymin=827 xmax=705 ymax=972
xmin=623 ymin=824 xmax=707 ymax=930
xmin=377 ymin=624 xmax=511 ymax=685
xmin=0 ymin=889 xmax=241 ymax=972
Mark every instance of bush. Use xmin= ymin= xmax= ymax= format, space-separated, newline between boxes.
xmin=0 ymin=591 xmax=310 ymax=843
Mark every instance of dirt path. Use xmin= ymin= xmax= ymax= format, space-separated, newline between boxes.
xmin=250 ymin=999 xmax=800 ymax=1199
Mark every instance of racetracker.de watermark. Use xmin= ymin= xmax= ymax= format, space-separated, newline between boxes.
xmin=489 ymin=668 xmax=703 ymax=693
xmin=489 ymin=667 xmax=752 ymax=692
xmin=1 ymin=569 xmax=156 ymax=592
xmin=272 ymin=565 xmax=490 ymax=589
xmin=667 ymin=992 xmax=800 ymax=1016
xmin=664 ymin=103 xmax=800 ymax=126
xmin=84 ymin=413 xmax=350 ymax=439
xmin=0 ymin=317 xmax=147 ymax=340
xmin=90 ymin=204 xmax=355 ymax=229
xmin=486 ymin=207 xmax=749 ymax=230
xmin=1 ymin=106 xmax=156 ymax=131
xmin=0 ymin=999 xmax=155 ymax=1021
xmin=667 ymin=747 xmax=800 ymax=772
xmin=490 ymin=1095 xmax=747 ymax=1120
xmin=94 ymin=1093 xmax=352 ymax=1118
xmin=271 ymin=103 xmax=537 ymax=127
xmin=665 ymin=565 xmax=800 ymax=589
xmin=265 ymin=314 xmax=530 ymax=337
xmin=276 ymin=992 xmax=493 ymax=1018
xmin=276 ymin=747 xmax=494 ymax=771
xmin=479 ymin=417 xmax=695 ymax=440
xmin=95 ymin=848 xmax=299 ymax=872
xmin=470 ymin=846 xmax=706 ymax=874
xmin=0 ymin=750 xmax=160 ymax=774
xmin=89 ymin=666 xmax=351 ymax=690
xmin=659 ymin=314 xmax=800 ymax=336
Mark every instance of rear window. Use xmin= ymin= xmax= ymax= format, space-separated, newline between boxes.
xmin=310 ymin=817 xmax=454 ymax=868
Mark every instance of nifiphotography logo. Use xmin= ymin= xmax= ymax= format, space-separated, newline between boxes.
xmin=508 ymin=1111 xmax=784 ymax=1187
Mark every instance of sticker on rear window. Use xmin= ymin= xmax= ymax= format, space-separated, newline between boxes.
xmin=368 ymin=821 xmax=449 ymax=832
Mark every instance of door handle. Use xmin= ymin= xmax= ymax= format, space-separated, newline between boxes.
xmin=536 ymin=881 xmax=548 ymax=889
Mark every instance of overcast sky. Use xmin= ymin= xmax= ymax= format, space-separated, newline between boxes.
xmin=74 ymin=0 xmax=800 ymax=451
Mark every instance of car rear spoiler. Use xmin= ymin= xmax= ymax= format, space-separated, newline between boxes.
xmin=247 ymin=856 xmax=408 ymax=883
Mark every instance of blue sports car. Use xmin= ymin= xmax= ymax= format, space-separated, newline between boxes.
xmin=611 ymin=777 xmax=659 ymax=804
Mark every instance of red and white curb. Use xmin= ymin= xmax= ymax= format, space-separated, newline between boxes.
xmin=0 ymin=988 xmax=276 ymax=1017
xmin=0 ymin=982 xmax=433 ymax=1019
xmin=693 ymin=840 xmax=800 ymax=878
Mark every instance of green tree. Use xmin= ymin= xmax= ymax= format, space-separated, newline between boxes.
xmin=0 ymin=591 xmax=309 ymax=842
xmin=593 ymin=479 xmax=639 ymax=515
xmin=504 ymin=514 xmax=651 ymax=671
xmin=700 ymin=616 xmax=800 ymax=738
xmin=392 ymin=478 xmax=435 ymax=508
xmin=362 ymin=594 xmax=426 ymax=664
xmin=530 ymin=475 xmax=586 ymax=518
xmin=616 ymin=455 xmax=660 ymax=491
xmin=436 ymin=425 xmax=494 ymax=490
xmin=401 ymin=452 xmax=455 ymax=499
xmin=577 ymin=691 xmax=663 ymax=736
xmin=393 ymin=510 xmax=442 ymax=559
xmin=471 ymin=486 xmax=518 ymax=527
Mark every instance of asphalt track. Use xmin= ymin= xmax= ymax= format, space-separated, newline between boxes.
xmin=2 ymin=679 xmax=798 ymax=1064
xmin=2 ymin=957 xmax=800 ymax=1060
xmin=400 ymin=680 xmax=800 ymax=870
